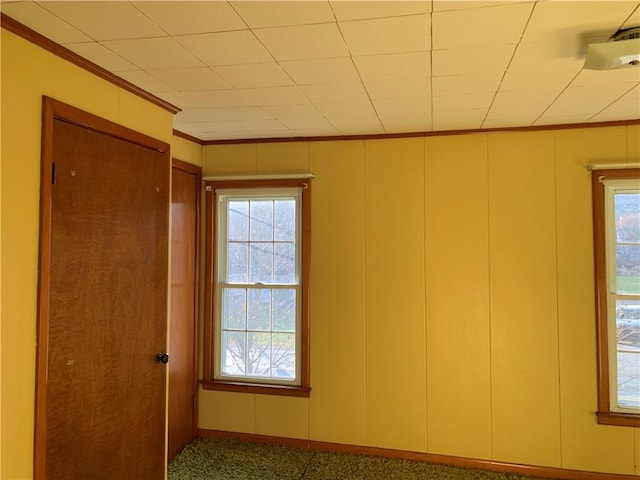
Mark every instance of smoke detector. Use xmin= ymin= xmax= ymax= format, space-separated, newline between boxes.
xmin=583 ymin=27 xmax=640 ymax=70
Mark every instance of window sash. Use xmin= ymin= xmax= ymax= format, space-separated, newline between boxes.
xmin=603 ymin=179 xmax=640 ymax=414
xmin=214 ymin=188 xmax=303 ymax=386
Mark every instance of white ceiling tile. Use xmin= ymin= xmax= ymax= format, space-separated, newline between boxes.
xmin=2 ymin=2 xmax=92 ymax=43
xmin=433 ymin=117 xmax=484 ymax=131
xmin=132 ymin=1 xmax=246 ymax=35
xmin=433 ymin=2 xmax=533 ymax=50
xmin=175 ymin=108 xmax=231 ymax=123
xmin=383 ymin=120 xmax=432 ymax=134
xmin=483 ymin=109 xmax=542 ymax=127
xmin=64 ymin=42 xmax=137 ymax=71
xmin=590 ymin=84 xmax=640 ymax=121
xmin=261 ymin=104 xmax=325 ymax=119
xmin=231 ymin=1 xmax=334 ymax=28
xmin=147 ymin=68 xmax=231 ymax=91
xmin=521 ymin=1 xmax=638 ymax=47
xmin=213 ymin=63 xmax=293 ymax=89
xmin=279 ymin=117 xmax=336 ymax=130
xmin=621 ymin=5 xmax=640 ymax=30
xmin=379 ymin=110 xmax=430 ymax=125
xmin=506 ymin=40 xmax=585 ymax=80
xmin=339 ymin=15 xmax=431 ymax=55
xmin=102 ymin=37 xmax=204 ymax=70
xmin=330 ymin=1 xmax=431 ymax=21
xmin=373 ymin=97 xmax=431 ymax=115
xmin=176 ymin=106 xmax=273 ymax=123
xmin=177 ymin=31 xmax=272 ymax=66
xmin=534 ymin=114 xmax=594 ymax=125
xmin=40 ymin=1 xmax=165 ymax=41
xmin=315 ymin=101 xmax=376 ymax=118
xmin=241 ymin=86 xmax=310 ymax=106
xmin=301 ymin=83 xmax=370 ymax=103
xmin=328 ymin=115 xmax=383 ymax=134
xmin=253 ymin=23 xmax=348 ymax=61
xmin=433 ymin=1 xmax=525 ymax=12
xmin=491 ymin=88 xmax=562 ymax=109
xmin=571 ymin=68 xmax=640 ymax=87
xmin=353 ymin=52 xmax=431 ymax=80
xmin=432 ymin=74 xmax=502 ymax=96
xmin=160 ymin=90 xmax=256 ymax=109
xmin=544 ymin=83 xmax=638 ymax=116
xmin=432 ymin=44 xmax=515 ymax=76
xmin=280 ymin=58 xmax=361 ymax=85
xmin=117 ymin=70 xmax=174 ymax=93
xmin=433 ymin=93 xmax=494 ymax=112
xmin=365 ymin=77 xmax=430 ymax=100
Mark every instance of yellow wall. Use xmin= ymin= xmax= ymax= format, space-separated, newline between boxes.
xmin=172 ymin=135 xmax=203 ymax=168
xmin=0 ymin=30 xmax=175 ymax=480
xmin=201 ymin=125 xmax=640 ymax=476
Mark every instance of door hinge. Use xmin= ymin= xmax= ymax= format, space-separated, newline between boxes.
xmin=52 ymin=162 xmax=56 ymax=185
xmin=193 ymin=396 xmax=197 ymax=410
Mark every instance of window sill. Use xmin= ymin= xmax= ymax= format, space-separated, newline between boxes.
xmin=596 ymin=411 xmax=640 ymax=427
xmin=202 ymin=380 xmax=311 ymax=398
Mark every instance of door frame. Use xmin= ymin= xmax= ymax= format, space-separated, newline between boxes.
xmin=170 ymin=158 xmax=202 ymax=446
xmin=34 ymin=96 xmax=171 ymax=479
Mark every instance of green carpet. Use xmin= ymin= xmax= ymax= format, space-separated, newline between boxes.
xmin=168 ymin=438 xmax=559 ymax=480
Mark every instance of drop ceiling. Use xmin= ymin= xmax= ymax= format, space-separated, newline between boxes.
xmin=2 ymin=0 xmax=639 ymax=142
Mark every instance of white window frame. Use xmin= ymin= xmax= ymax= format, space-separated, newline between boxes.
xmin=214 ymin=187 xmax=303 ymax=387
xmin=603 ymin=178 xmax=640 ymax=415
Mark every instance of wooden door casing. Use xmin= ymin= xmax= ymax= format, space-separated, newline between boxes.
xmin=168 ymin=159 xmax=201 ymax=461
xmin=35 ymin=98 xmax=170 ymax=480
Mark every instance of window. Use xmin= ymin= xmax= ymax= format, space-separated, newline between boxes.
xmin=203 ymin=178 xmax=311 ymax=397
xmin=592 ymin=168 xmax=640 ymax=426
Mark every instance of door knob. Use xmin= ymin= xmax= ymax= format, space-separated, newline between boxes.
xmin=155 ymin=353 xmax=169 ymax=364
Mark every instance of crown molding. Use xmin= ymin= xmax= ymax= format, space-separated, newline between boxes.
xmin=1 ymin=13 xmax=180 ymax=115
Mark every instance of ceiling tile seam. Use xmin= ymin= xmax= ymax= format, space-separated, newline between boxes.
xmin=333 ymin=15 xmax=384 ymax=133
xmin=433 ymin=0 xmax=536 ymax=14
xmin=619 ymin=3 xmax=640 ymax=31
xmin=533 ymin=2 xmax=640 ymax=125
xmin=128 ymin=1 xmax=173 ymax=39
xmin=334 ymin=12 xmax=432 ymax=25
xmin=586 ymin=83 xmax=640 ymax=123
xmin=34 ymin=0 xmax=101 ymax=42
xmin=479 ymin=1 xmax=538 ymax=129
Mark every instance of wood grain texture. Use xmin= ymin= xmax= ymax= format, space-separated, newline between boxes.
xmin=168 ymin=160 xmax=202 ymax=460
xmin=35 ymin=97 xmax=170 ymax=479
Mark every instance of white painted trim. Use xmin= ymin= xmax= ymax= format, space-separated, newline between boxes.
xmin=588 ymin=162 xmax=640 ymax=170
xmin=204 ymin=173 xmax=314 ymax=181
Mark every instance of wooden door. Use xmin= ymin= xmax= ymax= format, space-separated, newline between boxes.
xmin=35 ymin=99 xmax=170 ymax=480
xmin=168 ymin=159 xmax=201 ymax=460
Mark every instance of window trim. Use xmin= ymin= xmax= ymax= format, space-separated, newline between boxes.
xmin=592 ymin=168 xmax=640 ymax=427
xmin=202 ymin=178 xmax=311 ymax=397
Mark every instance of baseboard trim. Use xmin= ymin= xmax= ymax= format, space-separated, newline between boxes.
xmin=198 ymin=429 xmax=638 ymax=480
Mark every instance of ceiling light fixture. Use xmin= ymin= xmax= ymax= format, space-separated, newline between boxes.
xmin=583 ymin=27 xmax=640 ymax=70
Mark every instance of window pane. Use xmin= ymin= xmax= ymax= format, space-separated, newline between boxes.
xmin=250 ymin=243 xmax=273 ymax=283
xmin=272 ymin=333 xmax=296 ymax=379
xmin=617 ymin=299 xmax=640 ymax=409
xmin=223 ymin=288 xmax=246 ymax=330
xmin=247 ymin=332 xmax=271 ymax=376
xmin=274 ymin=243 xmax=295 ymax=283
xmin=615 ymin=193 xmax=640 ymax=243
xmin=222 ymin=331 xmax=245 ymax=376
xmin=250 ymin=200 xmax=273 ymax=241
xmin=273 ymin=289 xmax=296 ymax=332
xmin=616 ymin=245 xmax=640 ymax=294
xmin=229 ymin=200 xmax=249 ymax=241
xmin=247 ymin=288 xmax=271 ymax=331
xmin=275 ymin=199 xmax=295 ymax=241
xmin=227 ymin=242 xmax=248 ymax=283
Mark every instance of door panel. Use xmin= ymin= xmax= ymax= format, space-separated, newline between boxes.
xmin=44 ymin=118 xmax=169 ymax=479
xmin=168 ymin=161 xmax=200 ymax=460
